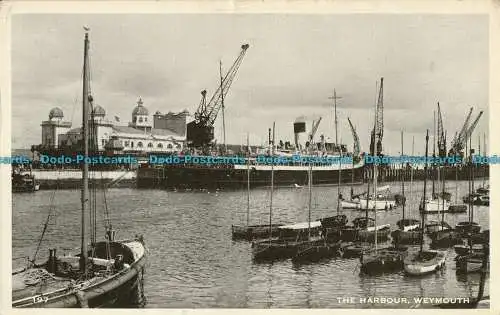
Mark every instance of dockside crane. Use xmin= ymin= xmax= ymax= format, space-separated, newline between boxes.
xmin=448 ymin=107 xmax=473 ymax=156
xmin=308 ymin=117 xmax=323 ymax=145
xmin=187 ymin=44 xmax=250 ymax=148
xmin=448 ymin=108 xmax=484 ymax=157
xmin=347 ymin=117 xmax=360 ymax=157
xmin=369 ymin=77 xmax=384 ymax=156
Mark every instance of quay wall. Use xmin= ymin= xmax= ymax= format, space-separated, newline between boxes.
xmin=31 ymin=170 xmax=136 ymax=190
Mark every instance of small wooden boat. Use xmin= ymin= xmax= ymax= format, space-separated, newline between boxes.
xmin=12 ymin=171 xmax=40 ymax=193
xmin=426 ymin=220 xmax=452 ymax=234
xmin=392 ymin=228 xmax=422 ymax=245
xmin=403 ymin=129 xmax=446 ymax=277
xmin=419 ymin=197 xmax=450 ymax=213
xmin=232 ymin=135 xmax=283 ymax=241
xmin=455 ymin=221 xmax=481 ymax=236
xmin=252 ymin=237 xmax=323 ymax=261
xmin=360 ymin=247 xmax=406 ymax=275
xmin=231 ymin=224 xmax=283 ymax=240
xmin=454 ymin=243 xmax=484 ymax=256
xmin=12 ymin=30 xmax=147 ymax=308
xmin=340 ymin=199 xmax=360 ymax=209
xmin=357 ymin=198 xmax=396 ymax=210
xmin=342 ymin=242 xmax=372 ymax=258
xmin=397 ymin=219 xmax=420 ymax=231
xmin=404 ymin=250 xmax=446 ymax=276
xmin=13 ymin=239 xmax=147 ymax=308
xmin=448 ymin=204 xmax=467 ymax=213
xmin=455 ymin=253 xmax=488 ymax=274
xmin=291 ymin=240 xmax=344 ymax=264
xmin=463 ymin=193 xmax=489 ymax=206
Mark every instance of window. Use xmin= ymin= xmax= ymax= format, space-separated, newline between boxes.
xmin=102 ymin=139 xmax=105 ymax=146
xmin=131 ymin=141 xmax=134 ymax=148
xmin=167 ymin=144 xmax=173 ymax=149
xmin=138 ymin=142 xmax=143 ymax=148
xmin=145 ymin=118 xmax=148 ymax=122
xmin=148 ymin=142 xmax=153 ymax=148
xmin=139 ymin=117 xmax=143 ymax=123
xmin=124 ymin=141 xmax=129 ymax=147
xmin=157 ymin=143 xmax=163 ymax=148
xmin=176 ymin=144 xmax=181 ymax=149
xmin=133 ymin=117 xmax=137 ymax=123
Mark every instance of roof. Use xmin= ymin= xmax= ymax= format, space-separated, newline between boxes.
xmin=112 ymin=125 xmax=182 ymax=138
xmin=49 ymin=107 xmax=64 ymax=119
xmin=92 ymin=105 xmax=106 ymax=116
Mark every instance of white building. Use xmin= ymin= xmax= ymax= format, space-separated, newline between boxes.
xmin=46 ymin=98 xmax=188 ymax=153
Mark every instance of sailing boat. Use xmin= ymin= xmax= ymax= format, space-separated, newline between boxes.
xmin=456 ymin=137 xmax=481 ymax=236
xmin=231 ymin=134 xmax=282 ymax=240
xmin=319 ymin=89 xmax=348 ymax=238
xmin=359 ymin=88 xmax=404 ymax=275
xmin=12 ymin=30 xmax=147 ymax=308
xmin=403 ymin=129 xmax=446 ymax=276
xmin=391 ymin=133 xmax=422 ymax=245
xmin=420 ymin=110 xmax=449 ymax=214
xmin=252 ymin=123 xmax=322 ymax=261
xmin=437 ymin=244 xmax=489 ymax=308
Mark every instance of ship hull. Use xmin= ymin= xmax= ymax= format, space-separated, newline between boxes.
xmin=137 ymin=163 xmax=365 ymax=189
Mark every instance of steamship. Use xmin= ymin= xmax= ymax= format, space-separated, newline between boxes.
xmin=137 ymin=118 xmax=366 ymax=190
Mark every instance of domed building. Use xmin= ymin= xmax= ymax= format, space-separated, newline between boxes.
xmin=51 ymin=97 xmax=189 ymax=154
xmin=41 ymin=107 xmax=72 ymax=148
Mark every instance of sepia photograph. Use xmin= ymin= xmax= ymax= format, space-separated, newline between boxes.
xmin=3 ymin=1 xmax=495 ymax=310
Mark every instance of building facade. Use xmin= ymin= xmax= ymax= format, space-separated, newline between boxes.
xmin=42 ymin=98 xmax=188 ymax=154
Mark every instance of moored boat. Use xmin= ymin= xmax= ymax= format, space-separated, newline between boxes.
xmin=403 ymin=129 xmax=446 ymax=276
xmin=12 ymin=30 xmax=147 ymax=308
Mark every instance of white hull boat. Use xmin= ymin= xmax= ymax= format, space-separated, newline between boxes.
xmin=357 ymin=199 xmax=396 ymax=210
xmin=420 ymin=198 xmax=450 ymax=213
xmin=404 ymin=250 xmax=446 ymax=276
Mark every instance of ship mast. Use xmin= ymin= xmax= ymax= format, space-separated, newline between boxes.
xmin=329 ymin=90 xmax=342 ymax=213
xmin=246 ymin=133 xmax=250 ymax=227
xmin=80 ymin=30 xmax=90 ymax=274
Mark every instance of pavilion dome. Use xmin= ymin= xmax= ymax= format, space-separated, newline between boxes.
xmin=49 ymin=107 xmax=64 ymax=119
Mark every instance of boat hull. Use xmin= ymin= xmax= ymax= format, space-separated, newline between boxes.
xmin=360 ymin=249 xmax=405 ymax=275
xmin=357 ymin=199 xmax=396 ymax=210
xmin=403 ymin=250 xmax=446 ymax=276
xmin=391 ymin=229 xmax=422 ymax=245
xmin=12 ymin=239 xmax=147 ymax=308
xmin=231 ymin=224 xmax=282 ymax=240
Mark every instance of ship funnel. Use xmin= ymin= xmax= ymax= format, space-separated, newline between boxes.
xmin=293 ymin=116 xmax=306 ymax=151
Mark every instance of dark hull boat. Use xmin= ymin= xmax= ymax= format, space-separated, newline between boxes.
xmin=360 ymin=247 xmax=407 ymax=275
xmin=231 ymin=224 xmax=283 ymax=240
xmin=12 ymin=172 xmax=40 ymax=193
xmin=291 ymin=240 xmax=343 ymax=264
xmin=447 ymin=204 xmax=467 ymax=213
xmin=12 ymin=239 xmax=147 ymax=308
xmin=252 ymin=237 xmax=323 ymax=261
xmin=357 ymin=226 xmax=390 ymax=243
xmin=342 ymin=243 xmax=373 ymax=258
xmin=392 ymin=229 xmax=422 ymax=245
xmin=456 ymin=222 xmax=481 ymax=236
xmin=455 ymin=253 xmax=487 ymax=274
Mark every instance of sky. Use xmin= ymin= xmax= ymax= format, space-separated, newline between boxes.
xmin=11 ymin=14 xmax=489 ymax=155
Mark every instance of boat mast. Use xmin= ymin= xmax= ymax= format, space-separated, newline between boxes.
xmin=470 ymin=136 xmax=475 ymax=223
xmin=246 ymin=133 xmax=250 ymax=227
xmin=432 ymin=111 xmax=436 ymax=198
xmin=401 ymin=130 xmax=405 ymax=222
xmin=80 ymin=30 xmax=90 ymax=274
xmin=421 ymin=129 xmax=430 ymax=253
xmin=268 ymin=123 xmax=275 ymax=243
xmin=373 ymin=80 xmax=379 ymax=251
xmin=308 ymin=121 xmax=313 ymax=240
xmin=441 ymin=130 xmax=447 ymax=223
xmin=409 ymin=136 xmax=415 ymax=217
xmin=331 ymin=89 xmax=342 ymax=214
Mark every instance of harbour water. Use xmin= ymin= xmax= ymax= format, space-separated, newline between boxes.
xmin=12 ymin=180 xmax=489 ymax=308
